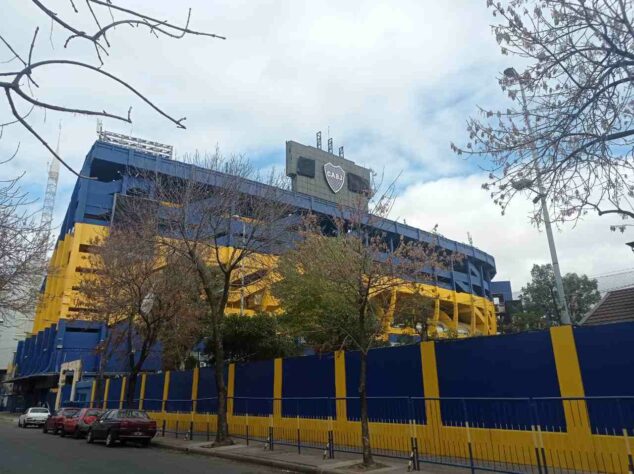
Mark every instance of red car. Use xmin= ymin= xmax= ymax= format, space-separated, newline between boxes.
xmin=43 ymin=407 xmax=80 ymax=434
xmin=61 ymin=408 xmax=104 ymax=438
xmin=86 ymin=409 xmax=157 ymax=447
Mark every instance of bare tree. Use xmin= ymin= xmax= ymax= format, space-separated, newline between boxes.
xmin=74 ymin=213 xmax=204 ymax=407
xmin=273 ymin=191 xmax=447 ymax=468
xmin=0 ymin=166 xmax=48 ymax=327
xmin=132 ymin=151 xmax=296 ymax=445
xmin=454 ymin=0 xmax=634 ymax=230
xmin=0 ymin=1 xmax=224 ymax=177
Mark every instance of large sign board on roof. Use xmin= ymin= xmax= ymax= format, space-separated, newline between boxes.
xmin=285 ymin=141 xmax=372 ymax=210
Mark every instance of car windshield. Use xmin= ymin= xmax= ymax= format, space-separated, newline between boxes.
xmin=86 ymin=410 xmax=102 ymax=417
xmin=118 ymin=410 xmax=149 ymax=419
xmin=30 ymin=408 xmax=48 ymax=413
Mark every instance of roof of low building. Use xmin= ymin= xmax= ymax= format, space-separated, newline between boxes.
xmin=580 ymin=286 xmax=634 ymax=325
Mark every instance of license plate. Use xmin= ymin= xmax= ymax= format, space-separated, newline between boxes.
xmin=133 ymin=431 xmax=143 ymax=436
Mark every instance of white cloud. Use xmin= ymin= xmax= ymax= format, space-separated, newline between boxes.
xmin=4 ymin=1 xmax=630 ymax=293
xmin=391 ymin=174 xmax=634 ymax=291
xmin=2 ymin=1 xmax=504 ymax=185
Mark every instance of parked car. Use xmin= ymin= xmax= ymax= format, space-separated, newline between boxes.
xmin=18 ymin=407 xmax=50 ymax=428
xmin=61 ymin=408 xmax=104 ymax=438
xmin=43 ymin=407 xmax=80 ymax=434
xmin=86 ymin=409 xmax=157 ymax=447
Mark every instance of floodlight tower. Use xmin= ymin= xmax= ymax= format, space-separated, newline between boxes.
xmin=41 ymin=122 xmax=61 ymax=234
xmin=37 ymin=122 xmax=61 ymax=292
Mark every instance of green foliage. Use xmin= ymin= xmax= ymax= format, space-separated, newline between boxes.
xmin=205 ymin=313 xmax=299 ymax=363
xmin=274 ymin=234 xmax=371 ymax=352
xmin=509 ymin=311 xmax=549 ymax=333
xmin=520 ymin=264 xmax=601 ymax=325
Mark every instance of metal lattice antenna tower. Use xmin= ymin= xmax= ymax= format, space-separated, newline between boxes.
xmin=40 ymin=122 xmax=61 ymax=233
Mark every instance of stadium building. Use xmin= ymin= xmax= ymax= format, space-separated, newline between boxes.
xmin=29 ymin=131 xmax=497 ymax=341
xmin=5 ymin=131 xmax=498 ymax=407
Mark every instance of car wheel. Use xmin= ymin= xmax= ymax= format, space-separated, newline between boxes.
xmin=105 ymin=431 xmax=116 ymax=448
xmin=53 ymin=427 xmax=59 ymax=435
xmin=42 ymin=425 xmax=48 ymax=434
xmin=17 ymin=420 xmax=21 ymax=428
xmin=73 ymin=428 xmax=81 ymax=439
xmin=60 ymin=429 xmax=66 ymax=438
xmin=141 ymin=439 xmax=150 ymax=448
xmin=86 ymin=430 xmax=94 ymax=444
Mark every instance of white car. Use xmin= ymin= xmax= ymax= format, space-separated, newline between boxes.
xmin=18 ymin=407 xmax=50 ymax=428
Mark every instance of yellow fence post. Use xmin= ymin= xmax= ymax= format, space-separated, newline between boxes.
xmin=89 ymin=380 xmax=96 ymax=409
xmin=421 ymin=341 xmax=441 ymax=434
xmin=139 ymin=373 xmax=147 ymax=410
xmin=191 ymin=367 xmax=199 ymax=414
xmin=273 ymin=358 xmax=283 ymax=422
xmin=102 ymin=378 xmax=110 ymax=410
xmin=334 ymin=350 xmax=347 ymax=422
xmin=550 ymin=325 xmax=592 ymax=464
xmin=119 ymin=377 xmax=126 ymax=409
xmin=162 ymin=371 xmax=170 ymax=413
xmin=227 ymin=364 xmax=235 ymax=418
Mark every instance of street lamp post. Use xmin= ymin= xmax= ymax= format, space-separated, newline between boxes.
xmin=504 ymin=67 xmax=572 ymax=325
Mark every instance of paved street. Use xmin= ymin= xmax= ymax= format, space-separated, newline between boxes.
xmin=0 ymin=416 xmax=279 ymax=474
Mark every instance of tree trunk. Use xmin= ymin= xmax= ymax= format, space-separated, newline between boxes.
xmin=359 ymin=350 xmax=374 ymax=467
xmin=94 ymin=342 xmax=107 ymax=407
xmin=213 ymin=316 xmax=231 ymax=444
xmin=126 ymin=372 xmax=137 ymax=408
xmin=126 ymin=315 xmax=136 ymax=408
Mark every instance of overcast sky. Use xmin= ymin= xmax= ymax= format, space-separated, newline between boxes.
xmin=3 ymin=0 xmax=634 ymax=293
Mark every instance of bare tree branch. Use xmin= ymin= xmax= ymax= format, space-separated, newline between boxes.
xmin=455 ymin=0 xmax=634 ymax=230
xmin=0 ymin=1 xmax=225 ymax=177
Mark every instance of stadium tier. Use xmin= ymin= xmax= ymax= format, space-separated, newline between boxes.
xmin=31 ymin=136 xmax=497 ymax=339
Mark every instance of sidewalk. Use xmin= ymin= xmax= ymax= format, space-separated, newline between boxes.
xmin=151 ymin=435 xmax=467 ymax=473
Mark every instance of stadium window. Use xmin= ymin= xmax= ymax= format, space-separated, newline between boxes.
xmin=79 ymin=244 xmax=100 ymax=253
xmin=347 ymin=173 xmax=370 ymax=194
xmin=75 ymin=266 xmax=101 ymax=274
xmin=84 ymin=212 xmax=111 ymax=221
xmin=296 ymin=157 xmax=316 ymax=178
xmin=67 ymin=307 xmax=97 ymax=313
xmin=126 ymin=187 xmax=149 ymax=198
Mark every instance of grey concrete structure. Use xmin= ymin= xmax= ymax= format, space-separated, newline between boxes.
xmin=285 ymin=141 xmax=372 ymax=210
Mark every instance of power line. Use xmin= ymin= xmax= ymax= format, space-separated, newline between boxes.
xmin=590 ymin=267 xmax=634 ymax=279
xmin=598 ymin=282 xmax=634 ymax=294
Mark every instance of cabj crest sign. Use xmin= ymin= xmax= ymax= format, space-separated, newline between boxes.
xmin=324 ymin=163 xmax=345 ymax=193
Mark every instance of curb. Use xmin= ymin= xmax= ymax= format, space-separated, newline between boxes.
xmin=151 ymin=438 xmax=354 ymax=473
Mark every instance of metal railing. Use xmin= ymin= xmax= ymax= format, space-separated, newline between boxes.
xmin=61 ymin=396 xmax=634 ymax=473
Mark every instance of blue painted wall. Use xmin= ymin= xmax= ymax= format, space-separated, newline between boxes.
xmin=197 ymin=367 xmax=220 ymax=414
xmin=234 ymin=360 xmax=274 ymax=416
xmin=435 ymin=331 xmax=564 ymax=430
xmin=143 ymin=373 xmax=164 ymax=412
xmin=575 ymin=324 xmax=634 ymax=434
xmin=106 ymin=378 xmax=123 ymax=408
xmin=281 ymin=353 xmax=336 ymax=418
xmin=345 ymin=344 xmax=425 ymax=423
xmin=166 ymin=370 xmax=193 ymax=412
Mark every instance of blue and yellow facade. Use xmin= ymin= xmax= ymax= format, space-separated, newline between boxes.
xmin=32 ymin=139 xmax=498 ymax=338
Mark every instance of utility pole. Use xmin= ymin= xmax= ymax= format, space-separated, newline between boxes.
xmin=504 ymin=67 xmax=572 ymax=325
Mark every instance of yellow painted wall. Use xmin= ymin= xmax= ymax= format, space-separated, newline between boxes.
xmin=32 ymin=222 xmax=497 ymax=338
